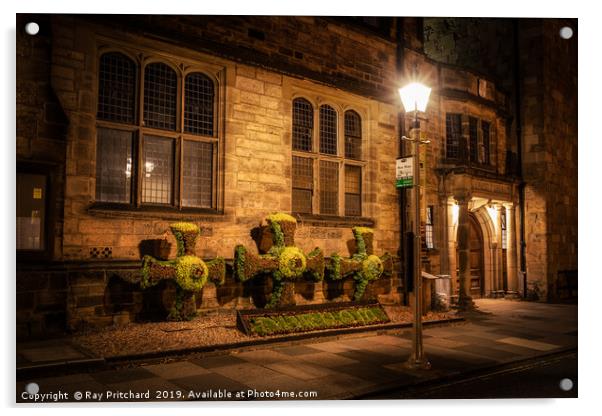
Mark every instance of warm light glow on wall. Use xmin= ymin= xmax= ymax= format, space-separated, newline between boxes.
xmin=452 ymin=203 xmax=459 ymax=225
xmin=487 ymin=206 xmax=499 ymax=234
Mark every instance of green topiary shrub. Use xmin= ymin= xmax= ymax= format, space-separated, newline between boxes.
xmin=325 ymin=227 xmax=389 ymax=301
xmin=234 ymin=213 xmax=323 ymax=308
xmin=174 ymin=255 xmax=209 ymax=292
xmin=139 ymin=223 xmax=224 ymax=321
xmin=277 ymin=246 xmax=307 ymax=279
xmin=362 ymin=255 xmax=384 ymax=281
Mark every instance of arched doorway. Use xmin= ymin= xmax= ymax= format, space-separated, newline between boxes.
xmin=456 ymin=213 xmax=485 ymax=298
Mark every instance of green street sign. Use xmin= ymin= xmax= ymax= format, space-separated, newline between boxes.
xmin=396 ymin=177 xmax=413 ymax=188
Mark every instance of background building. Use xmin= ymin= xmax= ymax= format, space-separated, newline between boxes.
xmin=16 ymin=15 xmax=577 ymax=339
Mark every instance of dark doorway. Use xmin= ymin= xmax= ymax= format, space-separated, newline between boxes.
xmin=456 ymin=214 xmax=485 ymax=298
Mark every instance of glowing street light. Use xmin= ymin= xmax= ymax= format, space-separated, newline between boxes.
xmin=399 ymin=82 xmax=432 ymax=114
xmin=399 ymin=80 xmax=431 ymax=370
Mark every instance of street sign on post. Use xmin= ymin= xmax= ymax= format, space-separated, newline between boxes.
xmin=396 ymin=156 xmax=414 ymax=188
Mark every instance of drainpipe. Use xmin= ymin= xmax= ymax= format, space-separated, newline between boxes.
xmin=396 ymin=17 xmax=408 ymax=304
xmin=513 ymin=19 xmax=528 ymax=298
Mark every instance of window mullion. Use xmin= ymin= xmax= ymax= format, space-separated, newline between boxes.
xmin=136 ymin=132 xmax=143 ymax=207
xmin=136 ymin=62 xmax=145 ymax=207
xmin=177 ymin=136 xmax=183 ymax=209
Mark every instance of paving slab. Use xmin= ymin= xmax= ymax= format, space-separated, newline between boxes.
xmin=91 ymin=367 xmax=156 ymax=385
xmin=189 ymin=354 xmax=248 ymax=369
xmin=273 ymin=345 xmax=325 ymax=356
xmin=16 ymin=299 xmax=578 ymax=402
xmin=143 ymin=361 xmax=212 ymax=379
xmin=169 ymin=372 xmax=249 ymax=397
xmin=296 ymin=351 xmax=361 ymax=368
xmin=211 ymin=361 xmax=283 ymax=381
xmin=496 ymin=337 xmax=560 ymax=351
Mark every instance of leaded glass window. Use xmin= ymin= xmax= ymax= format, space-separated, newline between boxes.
xmin=319 ymin=160 xmax=339 ymax=215
xmin=344 ymin=110 xmax=362 ymax=160
xmin=96 ymin=128 xmax=133 ymax=203
xmin=98 ymin=52 xmax=137 ymax=124
xmin=446 ymin=113 xmax=462 ymax=159
xmin=184 ymin=72 xmax=214 ymax=136
xmin=345 ymin=165 xmax=361 ymax=216
xmin=482 ymin=121 xmax=491 ymax=165
xmin=144 ymin=62 xmax=177 ymax=130
xmin=319 ymin=105 xmax=338 ymax=155
xmin=292 ymin=98 xmax=313 ymax=151
xmin=141 ymin=135 xmax=174 ymax=204
xmin=96 ymin=50 xmax=219 ymax=209
xmin=292 ymin=156 xmax=313 ymax=214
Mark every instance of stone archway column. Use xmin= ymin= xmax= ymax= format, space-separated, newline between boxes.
xmin=495 ymin=203 xmax=505 ymax=296
xmin=456 ymin=193 xmax=475 ymax=310
xmin=445 ymin=197 xmax=458 ymax=298
xmin=504 ymin=203 xmax=519 ymax=297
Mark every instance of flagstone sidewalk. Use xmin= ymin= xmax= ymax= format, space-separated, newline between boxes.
xmin=16 ymin=299 xmax=577 ymax=402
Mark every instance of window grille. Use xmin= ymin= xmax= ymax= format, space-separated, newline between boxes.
xmin=144 ymin=63 xmax=177 ymax=130
xmin=95 ymin=127 xmax=133 ymax=203
xmin=292 ymin=98 xmax=313 ymax=151
xmin=292 ymin=156 xmax=313 ymax=213
xmin=469 ymin=116 xmax=479 ymax=163
xmin=319 ymin=105 xmax=338 ymax=155
xmin=446 ymin=113 xmax=462 ymax=159
xmin=96 ymin=50 xmax=220 ymax=209
xmin=425 ymin=205 xmax=434 ymax=249
xmin=319 ymin=160 xmax=339 ymax=215
xmin=482 ymin=121 xmax=491 ymax=165
xmin=344 ymin=165 xmax=361 ymax=216
xmin=344 ymin=110 xmax=362 ymax=160
xmin=501 ymin=208 xmax=507 ymax=250
xmin=184 ymin=72 xmax=214 ymax=136
xmin=141 ymin=135 xmax=174 ymax=204
xmin=182 ymin=140 xmax=213 ymax=208
xmin=97 ymin=52 xmax=136 ymax=124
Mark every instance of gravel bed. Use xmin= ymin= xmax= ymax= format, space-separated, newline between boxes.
xmin=72 ymin=306 xmax=456 ymax=359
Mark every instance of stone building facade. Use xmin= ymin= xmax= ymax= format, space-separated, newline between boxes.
xmin=424 ymin=17 xmax=578 ymax=301
xmin=16 ymin=15 xmax=577 ymax=339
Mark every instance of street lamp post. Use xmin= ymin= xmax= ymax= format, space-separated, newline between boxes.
xmin=399 ymin=81 xmax=432 ymax=370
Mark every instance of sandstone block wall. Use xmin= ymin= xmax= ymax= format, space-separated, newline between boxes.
xmin=520 ymin=19 xmax=578 ymax=300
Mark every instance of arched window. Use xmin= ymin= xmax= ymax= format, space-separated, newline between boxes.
xmin=96 ymin=50 xmax=220 ymax=210
xmin=97 ymin=52 xmax=136 ymax=124
xmin=96 ymin=52 xmax=137 ymax=203
xmin=344 ymin=110 xmax=361 ymax=160
xmin=291 ymin=97 xmax=365 ymax=217
xmin=184 ymin=72 xmax=215 ymax=136
xmin=292 ymin=98 xmax=313 ymax=151
xmin=319 ymin=104 xmax=337 ymax=155
xmin=144 ymin=62 xmax=177 ymax=131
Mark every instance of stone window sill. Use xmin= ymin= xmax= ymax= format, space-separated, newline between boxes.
xmin=87 ymin=203 xmax=227 ymax=222
xmin=291 ymin=212 xmax=375 ymax=228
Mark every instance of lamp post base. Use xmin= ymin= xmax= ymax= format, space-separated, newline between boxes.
xmin=457 ymin=295 xmax=477 ymax=311
xmin=404 ymin=355 xmax=432 ymax=371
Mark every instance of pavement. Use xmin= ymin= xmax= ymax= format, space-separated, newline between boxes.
xmin=16 ymin=299 xmax=577 ymax=402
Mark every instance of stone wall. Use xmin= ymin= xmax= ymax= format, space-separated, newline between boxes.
xmin=423 ymin=17 xmax=578 ymax=301
xmin=16 ymin=14 xmax=68 ymax=260
xmin=520 ymin=19 xmax=578 ymax=300
xmin=16 ymin=15 xmax=518 ymax=338
xmin=42 ymin=15 xmax=402 ymax=262
xmin=17 ymin=15 xmax=409 ymax=337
